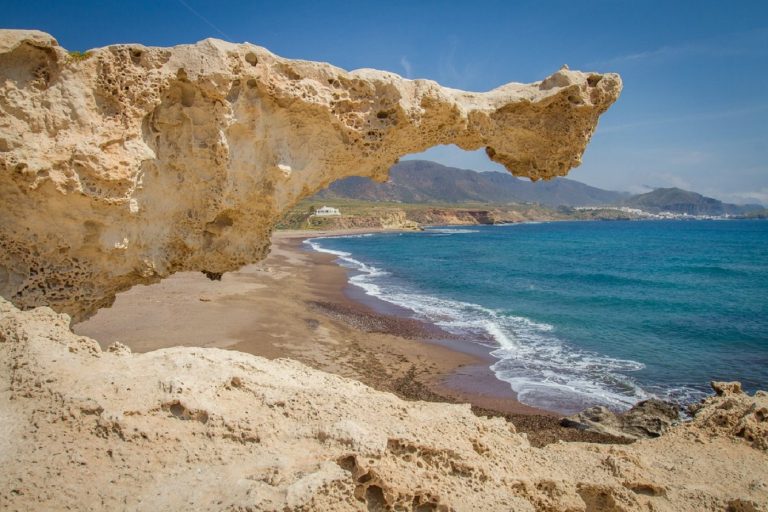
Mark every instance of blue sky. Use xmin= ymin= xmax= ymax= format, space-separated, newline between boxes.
xmin=4 ymin=0 xmax=767 ymax=203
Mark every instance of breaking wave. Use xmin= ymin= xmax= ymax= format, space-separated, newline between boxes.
xmin=303 ymin=236 xmax=708 ymax=414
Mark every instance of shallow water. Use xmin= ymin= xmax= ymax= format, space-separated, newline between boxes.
xmin=306 ymin=220 xmax=768 ymax=414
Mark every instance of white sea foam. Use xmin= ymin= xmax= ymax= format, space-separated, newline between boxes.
xmin=304 ymin=239 xmax=387 ymax=279
xmin=330 ymin=233 xmax=374 ymax=238
xmin=303 ymin=237 xmax=697 ymax=414
xmin=493 ymin=221 xmax=545 ymax=226
xmin=424 ymin=228 xmax=480 ymax=234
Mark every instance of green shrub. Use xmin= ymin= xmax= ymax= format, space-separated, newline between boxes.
xmin=68 ymin=50 xmax=92 ymax=62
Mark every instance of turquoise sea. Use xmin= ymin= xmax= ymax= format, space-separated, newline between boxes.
xmin=306 ymin=220 xmax=768 ymax=414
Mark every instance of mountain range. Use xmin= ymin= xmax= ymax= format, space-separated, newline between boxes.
xmin=313 ymin=160 xmax=763 ymax=216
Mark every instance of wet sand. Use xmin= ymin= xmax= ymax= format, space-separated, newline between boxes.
xmin=75 ymin=228 xmax=628 ymax=446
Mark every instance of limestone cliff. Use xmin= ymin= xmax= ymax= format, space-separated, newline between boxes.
xmin=301 ymin=209 xmax=421 ymax=231
xmin=407 ymin=208 xmax=499 ymax=225
xmin=0 ymin=30 xmax=620 ymax=321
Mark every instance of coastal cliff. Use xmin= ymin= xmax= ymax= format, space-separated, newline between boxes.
xmin=276 ymin=203 xmax=566 ymax=230
xmin=2 ymin=30 xmax=767 ymax=511
xmin=283 ymin=208 xmax=422 ymax=231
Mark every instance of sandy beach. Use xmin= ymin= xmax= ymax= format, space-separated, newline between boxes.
xmin=75 ymin=228 xmax=627 ymax=446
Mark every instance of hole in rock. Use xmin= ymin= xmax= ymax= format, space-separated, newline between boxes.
xmin=163 ymin=400 xmax=209 ymax=423
xmin=413 ymin=499 xmax=438 ymax=512
xmin=130 ymin=48 xmax=143 ymax=64
xmin=202 ymin=271 xmax=223 ymax=281
xmin=587 ymin=74 xmax=602 ymax=87
xmin=364 ymin=485 xmax=386 ymax=511
xmin=337 ymin=455 xmax=357 ymax=472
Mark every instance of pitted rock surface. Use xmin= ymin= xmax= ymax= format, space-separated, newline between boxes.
xmin=1 ymin=298 xmax=767 ymax=511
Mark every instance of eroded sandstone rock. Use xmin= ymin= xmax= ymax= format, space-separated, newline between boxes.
xmin=692 ymin=382 xmax=768 ymax=451
xmin=0 ymin=29 xmax=620 ymax=321
xmin=711 ymin=380 xmax=743 ymax=396
xmin=561 ymin=399 xmax=681 ymax=441
xmin=1 ymin=298 xmax=766 ymax=510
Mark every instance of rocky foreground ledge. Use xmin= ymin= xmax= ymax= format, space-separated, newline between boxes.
xmin=1 ymin=298 xmax=766 ymax=511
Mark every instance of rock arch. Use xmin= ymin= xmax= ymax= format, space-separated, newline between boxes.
xmin=0 ymin=30 xmax=621 ymax=320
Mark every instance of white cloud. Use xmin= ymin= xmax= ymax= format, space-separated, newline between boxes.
xmin=625 ymin=184 xmax=653 ymax=194
xmin=585 ymin=27 xmax=768 ymax=70
xmin=716 ymin=189 xmax=768 ymax=206
xmin=598 ymin=104 xmax=768 ymax=134
xmin=400 ymin=56 xmax=413 ymax=78
xmin=650 ymin=173 xmax=694 ymax=190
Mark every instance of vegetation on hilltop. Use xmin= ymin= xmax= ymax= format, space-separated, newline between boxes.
xmin=67 ymin=50 xmax=92 ymax=62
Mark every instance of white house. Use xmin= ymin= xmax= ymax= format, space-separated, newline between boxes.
xmin=314 ymin=205 xmax=341 ymax=216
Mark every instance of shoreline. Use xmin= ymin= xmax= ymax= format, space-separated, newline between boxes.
xmin=279 ymin=230 xmax=552 ymax=416
xmin=75 ymin=227 xmax=629 ymax=446
xmin=286 ymin=228 xmax=557 ymax=412
xmin=273 ymin=229 xmax=562 ymax=417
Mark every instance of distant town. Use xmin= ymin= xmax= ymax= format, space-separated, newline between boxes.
xmin=572 ymin=206 xmax=744 ymax=221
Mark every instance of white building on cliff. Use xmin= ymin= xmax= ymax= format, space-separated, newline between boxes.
xmin=314 ymin=205 xmax=341 ymax=216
